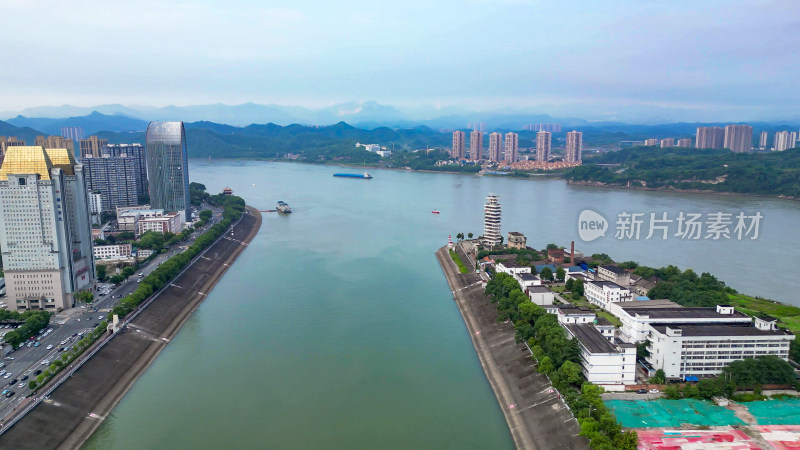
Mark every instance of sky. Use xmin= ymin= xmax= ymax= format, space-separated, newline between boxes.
xmin=1 ymin=0 xmax=799 ymax=122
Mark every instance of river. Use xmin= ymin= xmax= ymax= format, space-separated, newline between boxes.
xmin=83 ymin=160 xmax=800 ymax=449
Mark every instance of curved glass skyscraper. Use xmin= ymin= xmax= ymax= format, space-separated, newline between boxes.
xmin=145 ymin=121 xmax=190 ymax=222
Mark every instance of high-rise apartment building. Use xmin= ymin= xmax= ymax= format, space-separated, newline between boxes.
xmin=759 ymin=131 xmax=769 ymax=149
xmin=83 ymin=155 xmax=144 ymax=211
xmin=0 ymin=146 xmax=94 ymax=311
xmin=0 ymin=137 xmax=25 ymax=156
xmin=451 ymin=131 xmax=465 ymax=159
xmin=103 ymin=143 xmax=148 ymax=196
xmin=79 ymin=136 xmax=108 ymax=158
xmin=483 ymin=194 xmax=501 ymax=247
xmin=660 ymin=138 xmax=675 ymax=148
xmin=643 ymin=139 xmax=659 ymax=146
xmin=61 ymin=126 xmax=85 ymax=148
xmin=469 ymin=131 xmax=483 ymax=161
xmin=536 ymin=131 xmax=551 ymax=162
xmin=565 ymin=131 xmax=583 ymax=163
xmin=696 ymin=127 xmax=725 ymax=149
xmin=146 ymin=121 xmax=191 ymax=222
xmin=773 ymin=131 xmax=797 ymax=151
xmin=488 ymin=132 xmax=502 ymax=162
xmin=724 ymin=124 xmax=753 ymax=153
xmin=676 ymin=138 xmax=693 ymax=148
xmin=35 ymin=135 xmax=74 ymax=153
xmin=504 ymin=132 xmax=518 ymax=163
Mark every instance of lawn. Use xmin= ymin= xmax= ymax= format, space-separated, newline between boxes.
xmin=449 ymin=249 xmax=469 ymax=274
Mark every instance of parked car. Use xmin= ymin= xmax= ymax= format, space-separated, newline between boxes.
xmin=8 ymin=379 xmax=17 ymax=385
xmin=20 ymin=375 xmax=28 ymax=381
xmin=649 ymin=389 xmax=660 ymax=394
xmin=46 ymin=345 xmax=53 ymax=350
xmin=6 ymin=391 xmax=15 ymax=398
xmin=636 ymin=389 xmax=648 ymax=394
xmin=33 ymin=370 xmax=41 ymax=376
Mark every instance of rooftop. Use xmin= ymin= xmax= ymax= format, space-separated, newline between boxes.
xmin=623 ymin=307 xmax=750 ymax=320
xmin=651 ymin=324 xmax=792 ymax=337
xmin=588 ymin=280 xmax=626 ymax=290
xmin=508 ymin=231 xmax=524 ymax=237
xmin=594 ymin=316 xmax=613 ymax=326
xmin=565 ymin=323 xmax=619 ymax=354
xmin=613 ymin=299 xmax=679 ymax=309
xmin=600 ymin=264 xmax=626 ymax=274
xmin=527 ymin=286 xmax=551 ymax=294
xmin=518 ymin=273 xmax=538 ymax=281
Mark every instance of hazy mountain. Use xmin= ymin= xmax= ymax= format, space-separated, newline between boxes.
xmin=7 ymin=111 xmax=148 ymax=135
xmin=0 ymin=120 xmax=45 ymax=145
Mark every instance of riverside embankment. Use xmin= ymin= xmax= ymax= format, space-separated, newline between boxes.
xmin=436 ymin=246 xmax=589 ymax=450
xmin=0 ymin=206 xmax=261 ymax=450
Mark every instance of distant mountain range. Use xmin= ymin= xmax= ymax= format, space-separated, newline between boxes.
xmin=1 ymin=101 xmax=591 ymax=130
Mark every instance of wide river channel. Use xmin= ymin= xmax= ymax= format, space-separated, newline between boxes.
xmin=84 ymin=160 xmax=800 ymax=449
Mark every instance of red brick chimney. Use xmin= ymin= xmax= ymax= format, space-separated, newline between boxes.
xmin=570 ymin=241 xmax=575 ymax=264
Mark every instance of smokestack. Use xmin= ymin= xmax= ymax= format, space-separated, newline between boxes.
xmin=570 ymin=241 xmax=575 ymax=264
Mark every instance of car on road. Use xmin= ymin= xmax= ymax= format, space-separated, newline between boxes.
xmin=72 ymin=333 xmax=78 ymax=337
xmin=93 ymin=323 xmax=99 ymax=327
xmin=636 ymin=389 xmax=648 ymax=394
xmin=34 ymin=342 xmax=40 ymax=347
xmin=3 ymin=374 xmax=10 ymax=379
xmin=1 ymin=389 xmax=8 ymax=396
xmin=0 ymin=370 xmax=5 ymax=376
xmin=20 ymin=375 xmax=27 ymax=381
xmin=649 ymin=389 xmax=660 ymax=394
xmin=3 ymin=357 xmax=12 ymax=361
xmin=6 ymin=391 xmax=15 ymax=398
xmin=46 ymin=345 xmax=53 ymax=350
xmin=40 ymin=360 xmax=49 ymax=366
xmin=8 ymin=379 xmax=16 ymax=385
xmin=33 ymin=370 xmax=41 ymax=376
xmin=17 ymin=383 xmax=24 ymax=388
xmin=0 ymin=363 xmax=4 ymax=368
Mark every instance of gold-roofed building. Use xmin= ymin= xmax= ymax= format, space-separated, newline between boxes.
xmin=44 ymin=147 xmax=76 ymax=175
xmin=0 ymin=145 xmax=55 ymax=180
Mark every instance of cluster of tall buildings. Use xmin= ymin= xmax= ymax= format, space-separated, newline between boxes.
xmin=643 ymin=138 xmax=693 ymax=148
xmin=451 ymin=129 xmax=582 ymax=164
xmin=765 ymin=130 xmax=798 ymax=151
xmin=523 ymin=123 xmax=561 ymax=132
xmin=695 ymin=125 xmax=753 ymax=153
xmin=0 ymin=121 xmax=191 ymax=312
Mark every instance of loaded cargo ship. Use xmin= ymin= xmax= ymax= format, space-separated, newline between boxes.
xmin=333 ymin=172 xmax=373 ymax=179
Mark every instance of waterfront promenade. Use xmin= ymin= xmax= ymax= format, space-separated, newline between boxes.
xmin=0 ymin=207 xmax=262 ymax=449
xmin=436 ymin=246 xmax=589 ymax=450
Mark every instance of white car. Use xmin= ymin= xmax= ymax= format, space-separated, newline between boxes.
xmin=649 ymin=389 xmax=660 ymax=394
xmin=0 ymin=370 xmax=5 ymax=376
xmin=17 ymin=383 xmax=24 ymax=388
xmin=40 ymin=360 xmax=49 ymax=366
xmin=3 ymin=374 xmax=10 ymax=379
xmin=46 ymin=345 xmax=53 ymax=350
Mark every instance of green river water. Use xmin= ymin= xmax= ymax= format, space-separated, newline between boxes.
xmin=83 ymin=160 xmax=800 ymax=449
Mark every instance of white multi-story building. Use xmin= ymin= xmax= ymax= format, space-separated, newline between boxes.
xmin=0 ymin=146 xmax=95 ymax=311
xmin=774 ymin=131 xmax=797 ymax=151
xmin=470 ymin=131 xmax=483 ymax=161
xmin=483 ymin=194 xmax=501 ymax=247
xmin=137 ymin=212 xmax=182 ymax=236
xmin=660 ymin=138 xmax=675 ymax=148
xmin=564 ymin=323 xmax=637 ymax=385
xmin=596 ymin=264 xmax=630 ymax=286
xmin=516 ymin=272 xmax=542 ymax=289
xmin=526 ymin=286 xmax=554 ymax=305
xmin=584 ymin=280 xmax=632 ymax=310
xmin=646 ymin=317 xmax=794 ymax=379
xmin=452 ymin=131 xmax=465 ymax=159
xmin=614 ymin=303 xmax=753 ymax=343
xmin=93 ymin=243 xmax=133 ymax=260
xmin=556 ymin=306 xmax=596 ymax=325
xmin=117 ymin=207 xmax=167 ymax=232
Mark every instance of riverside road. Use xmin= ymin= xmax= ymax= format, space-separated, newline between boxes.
xmin=0 ymin=207 xmax=261 ymax=450
xmin=436 ymin=246 xmax=589 ymax=450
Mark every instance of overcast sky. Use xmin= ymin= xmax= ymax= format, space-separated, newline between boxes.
xmin=2 ymin=0 xmax=798 ymax=121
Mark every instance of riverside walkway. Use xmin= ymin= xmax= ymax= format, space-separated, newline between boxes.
xmin=436 ymin=246 xmax=589 ymax=450
xmin=0 ymin=207 xmax=261 ymax=449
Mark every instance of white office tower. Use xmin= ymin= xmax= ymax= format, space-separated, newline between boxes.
xmin=565 ymin=131 xmax=583 ymax=163
xmin=774 ymin=131 xmax=792 ymax=151
xmin=0 ymin=146 xmax=95 ymax=311
xmin=504 ymin=132 xmax=518 ymax=163
xmin=483 ymin=194 xmax=502 ymax=247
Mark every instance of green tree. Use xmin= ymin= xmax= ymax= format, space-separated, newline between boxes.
xmin=110 ymin=274 xmax=125 ymax=284
xmin=538 ymin=356 xmax=554 ymax=374
xmin=664 ymin=385 xmax=681 ymax=399
xmin=96 ymin=265 xmax=107 ymax=281
xmin=467 ymin=232 xmax=474 ymax=240
xmin=28 ymin=380 xmax=37 ymax=389
xmin=75 ymin=290 xmax=94 ymax=304
xmin=697 ymin=379 xmax=721 ymax=399
xmin=565 ymin=278 xmax=575 ymax=291
xmin=121 ymin=266 xmax=136 ymax=279
xmin=138 ymin=231 xmax=166 ymax=250
xmin=540 ymin=267 xmax=553 ymax=281
xmin=614 ymin=430 xmax=639 ymax=450
xmin=556 ymin=267 xmax=565 ymax=281
xmin=649 ymin=369 xmax=665 ymax=385
xmin=558 ymin=360 xmax=583 ymax=385
xmin=683 ymin=384 xmax=700 ymax=399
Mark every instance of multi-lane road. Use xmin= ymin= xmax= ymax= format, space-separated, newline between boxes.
xmin=0 ymin=207 xmax=222 ymax=419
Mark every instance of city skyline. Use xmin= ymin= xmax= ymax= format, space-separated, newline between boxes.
xmin=1 ymin=1 xmax=798 ymax=123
